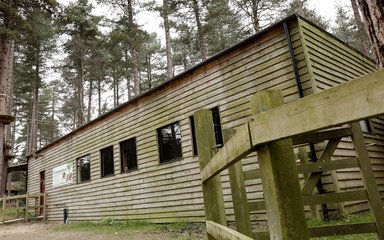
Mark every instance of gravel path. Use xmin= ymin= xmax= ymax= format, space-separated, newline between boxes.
xmin=0 ymin=222 xmax=205 ymax=240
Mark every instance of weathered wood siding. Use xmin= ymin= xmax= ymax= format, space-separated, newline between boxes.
xmin=28 ymin=18 xmax=309 ymax=223
xmin=298 ymin=17 xmax=384 ymax=215
xmin=27 ymin=16 xmax=383 ymax=224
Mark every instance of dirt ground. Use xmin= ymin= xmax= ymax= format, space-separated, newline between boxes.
xmin=0 ymin=222 xmax=205 ymax=240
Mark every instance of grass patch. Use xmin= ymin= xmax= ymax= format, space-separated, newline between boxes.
xmin=53 ymin=218 xmax=205 ymax=239
xmin=308 ymin=215 xmax=378 ymax=240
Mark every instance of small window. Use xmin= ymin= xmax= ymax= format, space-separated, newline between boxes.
xmin=100 ymin=146 xmax=114 ymax=177
xmin=359 ymin=120 xmax=374 ymax=133
xmin=189 ymin=116 xmax=198 ymax=156
xmin=120 ymin=138 xmax=138 ymax=172
xmin=77 ymin=155 xmax=90 ymax=183
xmin=211 ymin=107 xmax=223 ymax=147
xmin=157 ymin=122 xmax=182 ymax=163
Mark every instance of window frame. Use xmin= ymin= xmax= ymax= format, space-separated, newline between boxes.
xmin=100 ymin=146 xmax=115 ymax=177
xmin=157 ymin=121 xmax=183 ymax=163
xmin=189 ymin=116 xmax=198 ymax=156
xmin=120 ymin=137 xmax=138 ymax=173
xmin=211 ymin=107 xmax=224 ymax=148
xmin=76 ymin=155 xmax=91 ymax=183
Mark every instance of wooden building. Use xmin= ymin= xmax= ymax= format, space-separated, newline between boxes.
xmin=27 ymin=15 xmax=383 ymax=223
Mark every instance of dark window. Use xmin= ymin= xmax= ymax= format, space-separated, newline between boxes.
xmin=157 ymin=122 xmax=182 ymax=163
xmin=189 ymin=116 xmax=198 ymax=156
xmin=359 ymin=120 xmax=374 ymax=133
xmin=120 ymin=138 xmax=138 ymax=172
xmin=77 ymin=155 xmax=90 ymax=183
xmin=211 ymin=107 xmax=223 ymax=147
xmin=100 ymin=146 xmax=114 ymax=177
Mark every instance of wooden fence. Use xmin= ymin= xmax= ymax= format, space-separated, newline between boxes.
xmin=0 ymin=192 xmax=47 ymax=224
xmin=194 ymin=69 xmax=384 ymax=239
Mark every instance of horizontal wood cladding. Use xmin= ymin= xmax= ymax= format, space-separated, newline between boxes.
xmin=299 ymin=18 xmax=384 ymax=216
xmin=28 ymin=19 xmax=305 ymax=223
xmin=299 ymin=19 xmax=376 ymax=92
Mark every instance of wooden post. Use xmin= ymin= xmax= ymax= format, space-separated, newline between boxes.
xmin=298 ymin=147 xmax=319 ymax=219
xmin=25 ymin=193 xmax=29 ymax=223
xmin=251 ymin=90 xmax=309 ymax=240
xmin=43 ymin=191 xmax=47 ymax=221
xmin=194 ymin=109 xmax=227 ymax=239
xmin=351 ymin=122 xmax=384 ymax=238
xmin=223 ymin=129 xmax=253 ymax=237
xmin=2 ymin=194 xmax=6 ymax=224
xmin=15 ymin=199 xmax=19 ymax=219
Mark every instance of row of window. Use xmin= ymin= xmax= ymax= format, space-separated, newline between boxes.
xmin=76 ymin=107 xmax=223 ymax=183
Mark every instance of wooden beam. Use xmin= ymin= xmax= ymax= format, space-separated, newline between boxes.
xmin=43 ymin=191 xmax=47 ymax=221
xmin=351 ymin=122 xmax=384 ymax=238
xmin=249 ymin=190 xmax=367 ymax=211
xmin=5 ymin=194 xmax=27 ymax=201
xmin=244 ymin=169 xmax=260 ymax=181
xmin=249 ymin=200 xmax=266 ymax=212
xmin=302 ymin=190 xmax=367 ymax=205
xmin=258 ymin=222 xmax=377 ymax=238
xmin=249 ymin=69 xmax=384 ymax=147
xmin=292 ymin=127 xmax=352 ymax=145
xmin=224 ymin=129 xmax=253 ymax=238
xmin=302 ymin=138 xmax=340 ymax=195
xmin=25 ymin=193 xmax=29 ymax=223
xmin=309 ymin=222 xmax=377 ymax=237
xmin=297 ymin=158 xmax=358 ymax=174
xmin=197 ymin=69 xmax=384 ymax=181
xmin=252 ymin=90 xmax=309 ymax=240
xmin=206 ymin=221 xmax=254 ymax=240
xmin=201 ymin=123 xmax=253 ymax=182
xmin=194 ymin=109 xmax=227 ymax=239
xmin=298 ymin=147 xmax=319 ymax=219
xmin=2 ymin=195 xmax=5 ymax=224
xmin=253 ymin=231 xmax=270 ymax=240
xmin=244 ymin=158 xmax=359 ymax=181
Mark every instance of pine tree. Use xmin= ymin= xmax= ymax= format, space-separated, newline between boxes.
xmin=332 ymin=4 xmax=372 ymax=58
xmin=61 ymin=0 xmax=102 ymax=127
xmin=283 ymin=0 xmax=329 ymax=30
xmin=205 ymin=0 xmax=251 ymax=54
xmin=140 ymin=32 xmax=166 ymax=92
xmin=144 ymin=0 xmax=176 ymax=80
xmin=232 ymin=0 xmax=286 ymax=33
xmin=0 ymin=0 xmax=58 ymax=195
xmin=98 ymin=0 xmax=142 ymax=98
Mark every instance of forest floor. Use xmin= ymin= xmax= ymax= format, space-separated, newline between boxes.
xmin=0 ymin=221 xmax=206 ymax=240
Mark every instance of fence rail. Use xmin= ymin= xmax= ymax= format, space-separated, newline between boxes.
xmin=194 ymin=69 xmax=384 ymax=239
xmin=0 ymin=192 xmax=47 ymax=224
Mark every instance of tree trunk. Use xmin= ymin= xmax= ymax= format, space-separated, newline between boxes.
xmin=192 ymin=0 xmax=207 ymax=60
xmin=356 ymin=0 xmax=384 ymax=67
xmin=28 ymin=78 xmax=39 ymax=156
xmin=163 ymin=0 xmax=174 ymax=80
xmin=77 ymin=56 xmax=85 ymax=126
xmin=127 ymin=0 xmax=141 ymax=97
xmin=351 ymin=0 xmax=371 ymax=56
xmin=87 ymin=78 xmax=93 ymax=122
xmin=112 ymin=72 xmax=116 ymax=108
xmin=51 ymin=89 xmax=55 ymax=143
xmin=293 ymin=0 xmax=305 ymax=16
xmin=251 ymin=0 xmax=260 ymax=32
xmin=125 ymin=50 xmax=132 ymax=100
xmin=146 ymin=55 xmax=152 ymax=89
xmin=0 ymin=38 xmax=14 ymax=196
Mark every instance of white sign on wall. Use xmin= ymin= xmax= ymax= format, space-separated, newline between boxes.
xmin=52 ymin=162 xmax=74 ymax=187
